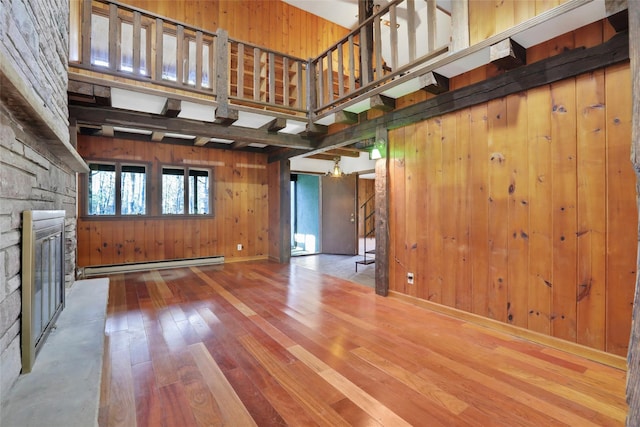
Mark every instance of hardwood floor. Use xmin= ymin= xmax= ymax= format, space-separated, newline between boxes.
xmin=98 ymin=262 xmax=628 ymax=426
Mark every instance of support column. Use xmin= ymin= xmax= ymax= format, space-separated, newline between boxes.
xmin=374 ymin=134 xmax=389 ymax=296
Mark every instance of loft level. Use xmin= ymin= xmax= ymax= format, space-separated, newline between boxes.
xmin=67 ymin=0 xmax=625 ymax=154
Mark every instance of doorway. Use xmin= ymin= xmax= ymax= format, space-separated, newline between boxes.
xmin=290 ymin=174 xmax=320 ymax=256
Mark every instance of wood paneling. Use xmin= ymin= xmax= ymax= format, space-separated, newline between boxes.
xmin=118 ymin=0 xmax=349 ymax=59
xmin=98 ymin=263 xmax=627 ymax=427
xmin=77 ymin=136 xmax=268 ymax=266
xmin=469 ymin=0 xmax=567 ymax=46
xmin=388 ymin=63 xmax=636 ymax=356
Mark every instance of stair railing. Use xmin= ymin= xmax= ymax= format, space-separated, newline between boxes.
xmin=356 ymin=194 xmax=376 ymax=271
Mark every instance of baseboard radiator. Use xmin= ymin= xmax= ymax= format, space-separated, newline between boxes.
xmin=80 ymin=255 xmax=225 ymax=277
xmin=21 ymin=210 xmax=66 ymax=373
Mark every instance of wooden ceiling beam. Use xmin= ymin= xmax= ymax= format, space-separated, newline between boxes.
xmin=194 ymin=136 xmax=210 ymax=146
xmin=69 ymin=105 xmax=314 ymax=149
xmin=161 ymin=98 xmax=181 ymax=117
xmin=261 ymin=117 xmax=287 ymax=133
xmin=370 ymin=94 xmax=396 ymax=112
xmin=420 ymin=72 xmax=450 ymax=95
xmin=151 ymin=131 xmax=165 ymax=142
xmin=490 ymin=38 xmax=526 ymax=70
xmin=325 ymin=148 xmax=361 ymax=158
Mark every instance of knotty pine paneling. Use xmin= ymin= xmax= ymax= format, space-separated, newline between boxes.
xmin=118 ymin=0 xmax=349 ymax=59
xmin=388 ymin=63 xmax=637 ymax=356
xmin=468 ymin=0 xmax=568 ymax=46
xmin=77 ymin=136 xmax=268 ymax=266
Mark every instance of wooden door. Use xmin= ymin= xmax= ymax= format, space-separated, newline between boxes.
xmin=321 ymin=174 xmax=358 ymax=255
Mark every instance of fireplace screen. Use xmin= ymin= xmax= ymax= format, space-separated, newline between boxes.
xmin=21 ymin=210 xmax=66 ymax=373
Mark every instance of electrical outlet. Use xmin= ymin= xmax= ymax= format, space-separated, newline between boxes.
xmin=407 ymin=272 xmax=414 ymax=284
xmin=237 ymin=243 xmax=243 ymax=251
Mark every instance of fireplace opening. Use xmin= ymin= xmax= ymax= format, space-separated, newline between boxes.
xmin=21 ymin=210 xmax=66 ymax=373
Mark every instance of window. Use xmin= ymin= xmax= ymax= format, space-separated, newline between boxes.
xmin=90 ymin=13 xmax=110 ymax=67
xmin=120 ymin=165 xmax=147 ymax=215
xmin=162 ymin=168 xmax=185 ymax=214
xmin=88 ymin=164 xmax=116 ymax=215
xmin=162 ymin=166 xmax=211 ymax=215
xmin=87 ymin=163 xmax=147 ymax=216
xmin=189 ymin=169 xmax=210 ymax=214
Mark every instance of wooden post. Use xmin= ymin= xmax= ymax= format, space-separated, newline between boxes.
xmin=627 ymin=0 xmax=640 ymax=424
xmin=375 ymin=133 xmax=389 ymax=296
xmin=133 ymin=11 xmax=142 ymax=74
xmin=406 ymin=0 xmax=416 ymax=62
xmin=81 ymin=0 xmax=92 ymax=65
xmin=358 ymin=0 xmax=374 ymax=84
xmin=451 ymin=0 xmax=470 ymax=52
xmin=155 ymin=18 xmax=164 ymax=82
xmin=108 ymin=4 xmax=118 ymax=71
xmin=215 ymin=29 xmax=237 ymax=125
xmin=306 ymin=59 xmax=317 ymax=118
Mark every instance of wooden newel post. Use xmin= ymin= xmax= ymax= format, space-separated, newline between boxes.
xmin=214 ymin=29 xmax=238 ymax=125
xmin=306 ymin=59 xmax=317 ymax=121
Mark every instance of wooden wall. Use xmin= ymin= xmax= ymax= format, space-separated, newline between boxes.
xmin=117 ymin=0 xmax=349 ymax=58
xmin=468 ymin=0 xmax=568 ymax=45
xmin=387 ymin=59 xmax=636 ymax=356
xmin=76 ymin=136 xmax=269 ymax=266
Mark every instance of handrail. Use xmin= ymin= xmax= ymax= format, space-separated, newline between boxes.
xmin=360 ymin=193 xmax=375 ymax=210
xmin=69 ymin=0 xmax=451 ymax=120
xmin=70 ymin=0 xmax=308 ymax=113
xmin=309 ymin=0 xmax=448 ymax=114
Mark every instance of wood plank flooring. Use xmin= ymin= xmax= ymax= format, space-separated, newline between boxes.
xmin=98 ymin=262 xmax=628 ymax=426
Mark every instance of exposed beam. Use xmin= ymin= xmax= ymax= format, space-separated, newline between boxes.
xmin=194 ymin=136 xmax=210 ymax=146
xmin=370 ymin=94 xmax=396 ymax=112
xmin=230 ymin=140 xmax=252 ymax=149
xmin=335 ymin=110 xmax=359 ymax=124
xmin=261 ymin=117 xmax=287 ymax=133
xmin=325 ymin=148 xmax=362 ymax=158
xmin=161 ymin=98 xmax=181 ymax=118
xmin=420 ymin=71 xmax=450 ymax=95
xmin=93 ymin=85 xmax=111 ymax=106
xmin=608 ymin=9 xmax=629 ymax=32
xmin=151 ymin=131 xmax=165 ymax=142
xmin=312 ymin=31 xmax=630 ymax=155
xmin=68 ymin=81 xmax=111 ymax=106
xmin=307 ymin=153 xmax=336 ymax=161
xmin=214 ymin=107 xmax=239 ymax=126
xmin=300 ymin=122 xmax=328 ymax=138
xmin=490 ymin=38 xmax=527 ymax=70
xmin=101 ymin=125 xmax=115 ymax=137
xmin=69 ymin=105 xmax=314 ymax=149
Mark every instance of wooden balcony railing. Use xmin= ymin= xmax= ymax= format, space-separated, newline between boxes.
xmin=69 ymin=0 xmax=449 ymax=119
xmin=69 ymin=0 xmax=308 ymax=114
xmin=310 ymin=0 xmax=449 ymax=115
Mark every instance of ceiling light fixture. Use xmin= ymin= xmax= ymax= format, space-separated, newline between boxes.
xmin=327 ymin=157 xmax=345 ymax=177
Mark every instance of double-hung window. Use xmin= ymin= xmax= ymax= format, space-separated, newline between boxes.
xmin=161 ymin=166 xmax=211 ymax=215
xmin=87 ymin=162 xmax=147 ymax=216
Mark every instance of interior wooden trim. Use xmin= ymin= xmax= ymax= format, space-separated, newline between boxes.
xmin=388 ymin=290 xmax=627 ymax=371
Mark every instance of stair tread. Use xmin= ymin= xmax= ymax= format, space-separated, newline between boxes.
xmin=365 ymin=249 xmax=376 ymax=254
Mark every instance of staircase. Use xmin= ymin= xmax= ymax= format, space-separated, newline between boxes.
xmin=356 ymin=195 xmax=375 ymax=271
